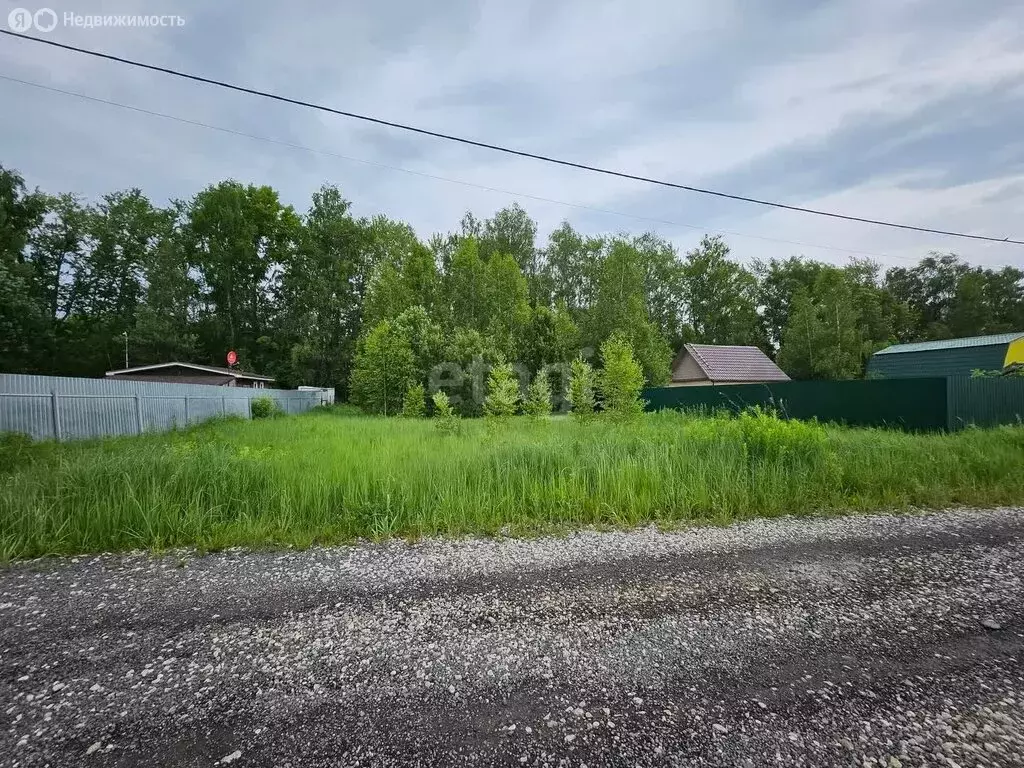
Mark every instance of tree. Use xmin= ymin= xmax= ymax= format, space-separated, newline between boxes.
xmin=681 ymin=235 xmax=764 ymax=348
xmin=523 ymin=368 xmax=553 ymax=417
xmin=983 ymin=267 xmax=1024 ymax=332
xmin=402 ymin=383 xmax=426 ymax=418
xmin=585 ymin=238 xmax=672 ymax=384
xmin=362 ymin=216 xmax=439 ymax=328
xmin=279 ymin=185 xmax=371 ymax=395
xmin=551 ymin=301 xmax=582 ymax=363
xmin=182 ymin=181 xmax=301 ymax=374
xmin=349 ymin=320 xmax=416 ymax=415
xmin=363 ymin=261 xmax=413 ymax=330
xmin=0 ymin=166 xmax=50 ymax=373
xmin=393 ymin=305 xmax=445 ymax=388
xmin=24 ymin=192 xmax=89 ymax=326
xmin=5 ymin=159 xmax=1024 ymax=391
xmin=436 ymin=326 xmax=503 ymax=417
xmin=598 ymin=332 xmax=645 ymax=418
xmin=777 ymin=269 xmax=863 ymax=380
xmin=884 ymin=253 xmax=970 ymax=340
xmin=753 ymin=256 xmax=826 ymax=351
xmin=634 ymin=233 xmax=689 ymax=349
xmin=567 ymin=357 xmax=596 ymax=419
xmin=480 ymin=203 xmax=538 ymax=277
xmin=431 ymin=390 xmax=461 ymax=435
xmin=66 ymin=190 xmax=176 ymax=375
xmin=445 ymin=237 xmax=489 ymax=332
xmin=543 ymin=221 xmax=602 ymax=313
xmin=483 ymin=361 xmax=520 ymax=418
xmin=520 ymin=301 xmax=581 ymax=376
xmin=484 ymin=251 xmax=531 ymax=360
xmin=130 ymin=202 xmax=200 ymax=367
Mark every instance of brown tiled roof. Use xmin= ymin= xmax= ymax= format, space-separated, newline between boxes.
xmin=679 ymin=344 xmax=790 ymax=382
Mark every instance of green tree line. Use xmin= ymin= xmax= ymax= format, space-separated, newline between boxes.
xmin=2 ymin=164 xmax=1022 ymax=412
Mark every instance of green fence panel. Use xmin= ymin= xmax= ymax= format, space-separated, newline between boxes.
xmin=946 ymin=376 xmax=1024 ymax=429
xmin=643 ymin=378 xmax=950 ymax=431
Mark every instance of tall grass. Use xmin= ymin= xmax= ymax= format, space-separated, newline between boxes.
xmin=2 ymin=410 xmax=1023 ymax=559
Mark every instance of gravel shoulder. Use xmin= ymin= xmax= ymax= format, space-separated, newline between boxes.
xmin=2 ymin=508 xmax=1023 ymax=767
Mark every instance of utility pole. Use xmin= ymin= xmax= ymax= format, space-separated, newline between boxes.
xmin=122 ymin=331 xmax=129 ymax=369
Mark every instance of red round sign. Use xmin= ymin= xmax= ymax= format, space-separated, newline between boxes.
xmin=226 ymin=350 xmax=237 ymax=366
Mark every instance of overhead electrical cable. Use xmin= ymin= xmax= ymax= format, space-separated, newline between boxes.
xmin=2 ymin=73 xmax=932 ymax=263
xmin=3 ymin=29 xmax=1021 ymax=246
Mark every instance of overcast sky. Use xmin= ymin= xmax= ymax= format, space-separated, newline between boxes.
xmin=2 ymin=0 xmax=1023 ymax=271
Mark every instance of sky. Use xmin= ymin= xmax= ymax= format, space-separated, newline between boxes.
xmin=2 ymin=0 xmax=1024 ymax=272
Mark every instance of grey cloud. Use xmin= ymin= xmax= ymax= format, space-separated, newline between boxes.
xmin=1 ymin=0 xmax=1022 ymax=271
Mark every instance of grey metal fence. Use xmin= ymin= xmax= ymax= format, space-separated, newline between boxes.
xmin=0 ymin=373 xmax=334 ymax=441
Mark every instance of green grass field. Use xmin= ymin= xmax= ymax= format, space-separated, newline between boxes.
xmin=2 ymin=408 xmax=1023 ymax=559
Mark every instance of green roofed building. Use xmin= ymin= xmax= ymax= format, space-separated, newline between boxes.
xmin=867 ymin=332 xmax=1024 ymax=378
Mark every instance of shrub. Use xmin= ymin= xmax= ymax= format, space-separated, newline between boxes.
xmin=523 ymin=368 xmax=553 ymax=418
xmin=599 ymin=332 xmax=645 ymax=418
xmin=250 ymin=396 xmax=279 ymax=419
xmin=484 ymin=362 xmax=521 ymax=419
xmin=402 ymin=383 xmax=426 ymax=418
xmin=736 ymin=407 xmax=827 ymax=465
xmin=567 ymin=357 xmax=596 ymax=420
xmin=432 ymin=390 xmax=461 ymax=435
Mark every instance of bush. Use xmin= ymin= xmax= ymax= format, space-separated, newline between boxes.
xmin=523 ymin=368 xmax=553 ymax=418
xmin=250 ymin=396 xmax=280 ymax=419
xmin=402 ymin=383 xmax=426 ymax=418
xmin=567 ymin=357 xmax=596 ymax=420
xmin=484 ymin=362 xmax=521 ymax=419
xmin=432 ymin=390 xmax=461 ymax=435
xmin=736 ymin=407 xmax=827 ymax=465
xmin=599 ymin=332 xmax=645 ymax=418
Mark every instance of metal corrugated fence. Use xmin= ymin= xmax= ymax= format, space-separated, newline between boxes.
xmin=644 ymin=376 xmax=1024 ymax=431
xmin=946 ymin=377 xmax=1024 ymax=429
xmin=643 ymin=378 xmax=950 ymax=430
xmin=0 ymin=374 xmax=333 ymax=441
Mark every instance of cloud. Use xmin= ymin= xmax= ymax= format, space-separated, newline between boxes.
xmin=1 ymin=0 xmax=1022 ymax=273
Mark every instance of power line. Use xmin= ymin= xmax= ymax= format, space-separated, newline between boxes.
xmin=0 ymin=73 xmax=922 ymax=263
xmin=3 ymin=29 xmax=1022 ymax=247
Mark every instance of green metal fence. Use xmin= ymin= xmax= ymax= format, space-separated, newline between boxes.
xmin=643 ymin=378 xmax=949 ymax=430
xmin=645 ymin=376 xmax=1024 ymax=430
xmin=946 ymin=377 xmax=1024 ymax=429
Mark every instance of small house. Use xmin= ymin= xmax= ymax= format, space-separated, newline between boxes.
xmin=669 ymin=344 xmax=790 ymax=387
xmin=867 ymin=332 xmax=1024 ymax=379
xmin=105 ymin=362 xmax=275 ymax=388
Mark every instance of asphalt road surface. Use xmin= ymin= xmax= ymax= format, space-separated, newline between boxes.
xmin=2 ymin=508 xmax=1023 ymax=767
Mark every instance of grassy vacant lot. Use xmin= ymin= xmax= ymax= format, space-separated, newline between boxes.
xmin=2 ymin=408 xmax=1023 ymax=559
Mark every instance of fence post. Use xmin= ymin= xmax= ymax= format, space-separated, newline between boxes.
xmin=222 ymin=395 xmax=227 ymax=415
xmin=184 ymin=396 xmax=190 ymax=425
xmin=50 ymin=391 xmax=62 ymax=442
xmin=135 ymin=395 xmax=144 ymax=435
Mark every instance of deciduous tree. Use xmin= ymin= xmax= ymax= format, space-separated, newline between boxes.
xmin=349 ymin=320 xmax=416 ymax=415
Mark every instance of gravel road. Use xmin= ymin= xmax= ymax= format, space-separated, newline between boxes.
xmin=2 ymin=508 xmax=1023 ymax=767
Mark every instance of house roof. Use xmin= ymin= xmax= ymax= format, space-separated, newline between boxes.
xmin=873 ymin=332 xmax=1024 ymax=356
xmin=676 ymin=344 xmax=790 ymax=383
xmin=105 ymin=362 xmax=275 ymax=381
